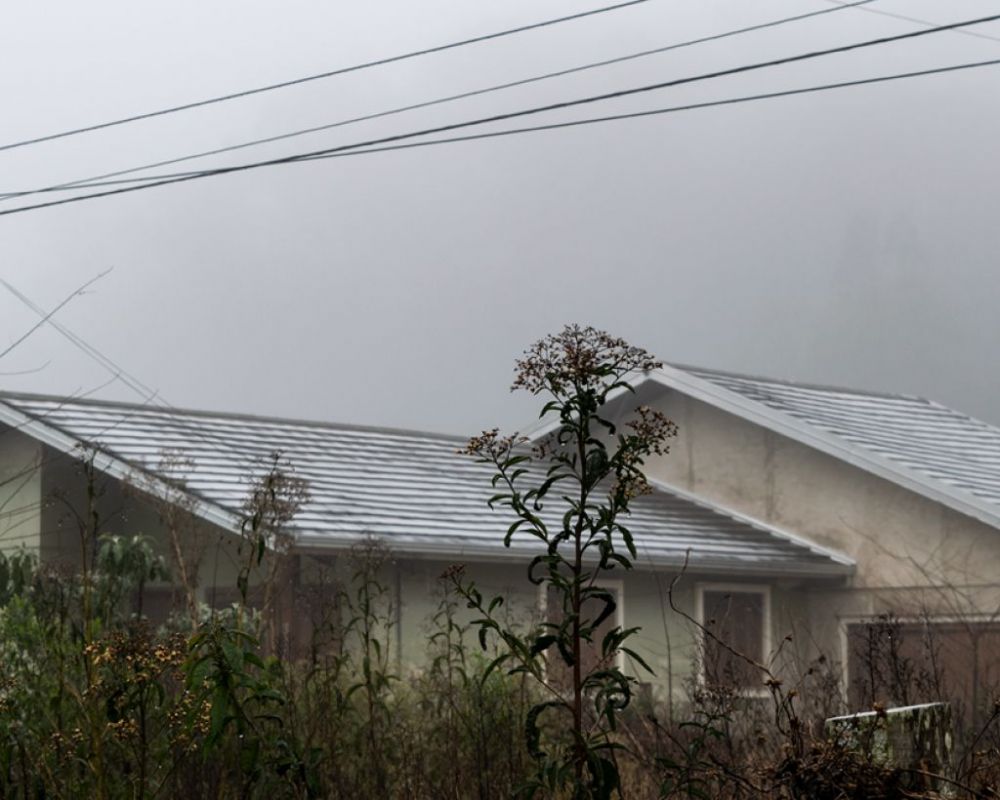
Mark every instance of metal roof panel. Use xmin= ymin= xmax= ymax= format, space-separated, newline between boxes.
xmin=0 ymin=391 xmax=851 ymax=578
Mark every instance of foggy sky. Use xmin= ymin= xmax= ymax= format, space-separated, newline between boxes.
xmin=3 ymin=0 xmax=1000 ymax=436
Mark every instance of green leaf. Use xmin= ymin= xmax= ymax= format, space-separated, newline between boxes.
xmin=586 ymin=755 xmax=620 ymax=800
xmin=481 ymin=653 xmax=509 ymax=686
xmin=529 ymin=634 xmax=558 ymax=656
xmin=621 ymin=646 xmax=654 ymax=675
xmin=504 ymin=519 xmax=525 ymax=547
xmin=208 ymin=687 xmax=229 ymax=744
xmin=620 ymin=526 xmax=637 ymax=560
xmin=524 ymin=701 xmax=562 ymax=759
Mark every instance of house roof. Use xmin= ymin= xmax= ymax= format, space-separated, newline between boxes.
xmin=0 ymin=391 xmax=851 ymax=579
xmin=647 ymin=364 xmax=1000 ymax=529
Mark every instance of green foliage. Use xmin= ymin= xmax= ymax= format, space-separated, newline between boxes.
xmin=454 ymin=325 xmax=677 ymax=799
xmin=186 ymin=618 xmax=318 ymax=796
xmin=0 ymin=537 xmax=536 ymax=799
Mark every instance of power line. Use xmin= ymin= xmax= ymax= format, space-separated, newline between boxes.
xmin=0 ymin=0 xmax=876 ymax=202
xmin=0 ymin=276 xmax=155 ymax=399
xmin=0 ymin=0 xmax=652 ymax=154
xmin=0 ymin=278 xmax=284 ymax=480
xmin=7 ymin=55 xmax=1000 ymax=216
xmin=0 ymin=270 xmax=110 ymax=359
xmin=289 ymin=57 xmax=1000 ymax=163
xmin=5 ymin=13 xmax=1000 ymax=217
xmin=825 ymin=0 xmax=1000 ymax=44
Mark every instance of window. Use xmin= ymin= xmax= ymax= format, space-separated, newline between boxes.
xmin=697 ymin=585 xmax=770 ymax=692
xmin=846 ymin=616 xmax=1000 ymax=729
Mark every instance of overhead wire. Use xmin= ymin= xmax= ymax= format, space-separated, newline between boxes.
xmin=0 ymin=276 xmax=156 ymax=398
xmin=0 ymin=0 xmax=876 ymax=202
xmin=823 ymin=0 xmax=1000 ymax=43
xmin=286 ymin=57 xmax=1000 ymax=163
xmin=0 ymin=0 xmax=653 ymax=154
xmin=12 ymin=55 xmax=1000 ymax=200
xmin=0 ymin=270 xmax=110 ymax=359
xmin=0 ymin=278 xmax=312 ymax=481
xmin=3 ymin=10 xmax=1000 ymax=217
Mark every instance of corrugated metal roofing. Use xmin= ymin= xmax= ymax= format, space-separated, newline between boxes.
xmin=683 ymin=365 xmax=1000 ymax=512
xmin=0 ymin=392 xmax=850 ymax=578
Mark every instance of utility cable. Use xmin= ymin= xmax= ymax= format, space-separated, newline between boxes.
xmin=824 ymin=0 xmax=1000 ymax=44
xmin=0 ymin=278 xmax=288 ymax=479
xmin=286 ymin=57 xmax=1000 ymax=164
xmin=0 ymin=270 xmax=110 ymax=360
xmin=0 ymin=276 xmax=155 ymax=399
xmin=0 ymin=0 xmax=652 ymax=154
xmin=0 ymin=0 xmax=875 ymax=202
xmin=5 ymin=13 xmax=1000 ymax=216
xmin=6 ymin=56 xmax=1000 ymax=212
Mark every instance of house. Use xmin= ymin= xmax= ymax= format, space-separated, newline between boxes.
xmin=0 ymin=363 xmax=997 ymax=717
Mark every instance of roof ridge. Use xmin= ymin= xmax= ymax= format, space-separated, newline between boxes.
xmin=671 ymin=362 xmax=930 ymax=403
xmin=0 ymin=390 xmax=467 ymax=444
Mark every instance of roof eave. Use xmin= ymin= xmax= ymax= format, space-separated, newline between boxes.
xmin=0 ymin=399 xmax=244 ymax=537
xmin=292 ymin=534 xmax=854 ymax=579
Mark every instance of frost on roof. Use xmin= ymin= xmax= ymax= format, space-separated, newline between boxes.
xmin=0 ymin=392 xmax=850 ymax=578
xmin=686 ymin=366 xmax=1000 ymax=508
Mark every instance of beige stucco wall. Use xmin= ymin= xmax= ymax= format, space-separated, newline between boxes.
xmin=389 ymin=557 xmax=699 ymax=701
xmin=0 ymin=424 xmax=42 ymax=553
xmin=613 ymin=382 xmax=1000 ymax=670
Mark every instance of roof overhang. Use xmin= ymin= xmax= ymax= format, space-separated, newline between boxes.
xmin=293 ymin=532 xmax=853 ymax=579
xmin=0 ymin=399 xmax=244 ymax=536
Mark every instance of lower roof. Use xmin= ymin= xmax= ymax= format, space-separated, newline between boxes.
xmin=0 ymin=392 xmax=853 ymax=579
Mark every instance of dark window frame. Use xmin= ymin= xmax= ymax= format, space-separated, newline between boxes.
xmin=842 ymin=613 xmax=1000 ymax=727
xmin=696 ymin=583 xmax=772 ymax=696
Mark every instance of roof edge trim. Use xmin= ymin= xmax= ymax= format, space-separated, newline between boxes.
xmin=292 ymin=534 xmax=853 ymax=578
xmin=0 ymin=400 xmax=243 ymax=536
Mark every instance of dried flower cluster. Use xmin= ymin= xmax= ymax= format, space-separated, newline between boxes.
xmin=459 ymin=428 xmax=527 ymax=463
xmin=243 ymin=451 xmax=311 ymax=535
xmin=626 ymin=405 xmax=679 ymax=457
xmin=511 ymin=324 xmax=662 ymax=396
xmin=607 ymin=406 xmax=679 ymax=501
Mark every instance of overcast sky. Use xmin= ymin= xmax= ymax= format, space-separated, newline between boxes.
xmin=2 ymin=0 xmax=1000 ymax=435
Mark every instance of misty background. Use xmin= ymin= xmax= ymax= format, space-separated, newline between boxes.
xmin=2 ymin=0 xmax=998 ymax=435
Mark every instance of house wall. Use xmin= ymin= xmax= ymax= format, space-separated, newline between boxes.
xmin=0 ymin=424 xmax=43 ymax=553
xmin=389 ymin=556 xmax=793 ymax=706
xmin=622 ymin=383 xmax=1000 ymax=667
xmin=37 ymin=444 xmax=244 ymax=605
xmin=15 ymin=436 xmax=821 ymax=704
xmin=40 ymin=445 xmax=167 ymax=568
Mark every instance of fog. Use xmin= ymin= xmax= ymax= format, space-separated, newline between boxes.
xmin=2 ymin=0 xmax=999 ymax=435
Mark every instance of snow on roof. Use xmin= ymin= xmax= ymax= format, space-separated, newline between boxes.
xmin=0 ymin=392 xmax=851 ymax=578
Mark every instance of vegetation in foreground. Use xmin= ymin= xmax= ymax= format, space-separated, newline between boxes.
xmin=0 ymin=325 xmax=998 ymax=798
